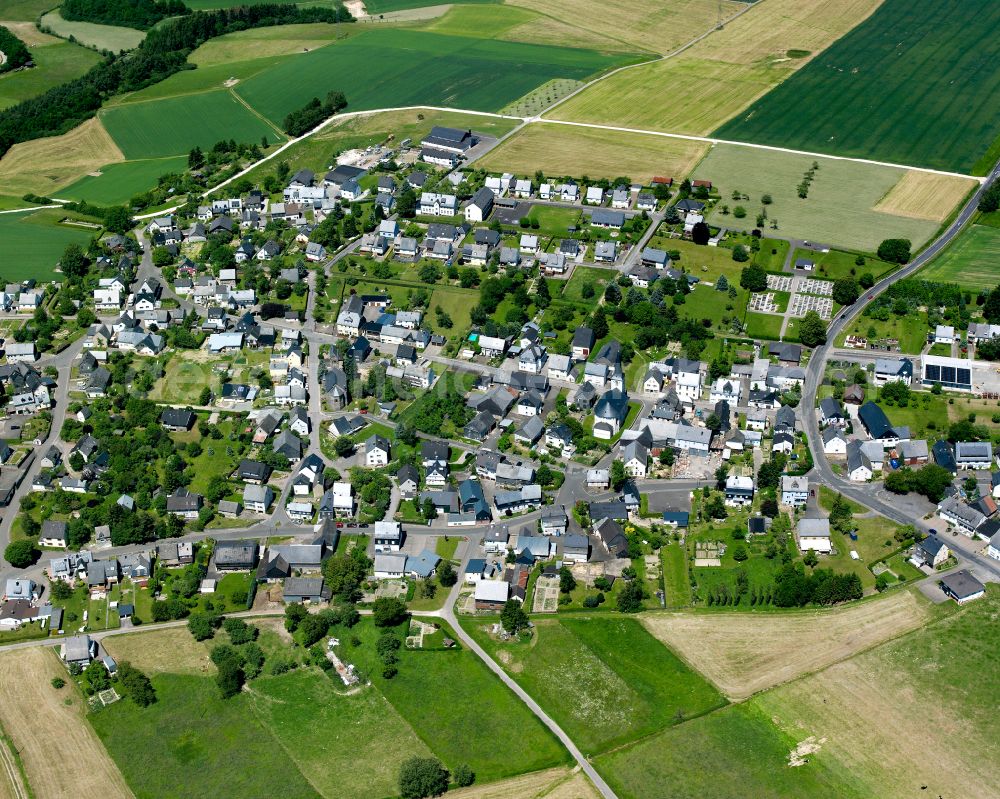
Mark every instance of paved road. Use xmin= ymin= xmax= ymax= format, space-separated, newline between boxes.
xmin=801 ymin=159 xmax=1000 ymax=583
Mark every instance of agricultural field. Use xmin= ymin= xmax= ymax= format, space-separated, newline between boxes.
xmin=873 ymin=170 xmax=976 ymax=221
xmin=100 ymin=90 xmax=284 ymax=159
xmin=234 ymin=29 xmax=629 ymax=125
xmin=640 ymin=589 xmax=929 ymax=701
xmin=0 ymin=34 xmax=101 ymax=110
xmin=754 ymin=587 xmax=999 ymax=799
xmin=0 ymin=117 xmax=125 ymax=198
xmin=39 ymin=10 xmax=145 ymax=51
xmin=477 ymin=122 xmax=708 ymax=183
xmin=60 ymin=156 xmax=188 ymax=204
xmin=549 ymin=0 xmax=882 ymax=134
xmin=190 ymin=22 xmax=352 ymax=66
xmin=0 ymin=648 xmax=132 ymax=799
xmin=918 ymin=224 xmax=1000 ymax=290
xmin=0 ymin=208 xmax=100 ymax=281
xmin=715 ymin=0 xmax=1000 ymax=173
xmin=363 ymin=0 xmax=498 ymax=11
xmin=464 ymin=617 xmax=725 ymax=754
xmin=691 ymin=144 xmax=954 ymax=251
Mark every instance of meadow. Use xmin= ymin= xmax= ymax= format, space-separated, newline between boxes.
xmin=234 ymin=28 xmax=629 ymax=124
xmin=100 ymin=90 xmax=284 ymax=159
xmin=715 ymin=0 xmax=1000 ymax=173
xmin=0 ymin=208 xmax=99 ymax=281
xmin=477 ymin=122 xmax=708 ymax=183
xmin=549 ymin=0 xmax=881 ymax=134
xmin=918 ymin=224 xmax=1000 ymax=290
xmin=464 ymin=616 xmax=725 ymax=754
xmin=40 ymin=10 xmax=145 ymax=51
xmin=365 ymin=0 xmax=499 ymax=12
xmin=0 ymin=35 xmax=101 ymax=110
xmin=691 ymin=144 xmax=951 ymax=251
xmin=61 ymin=156 xmax=188 ymax=204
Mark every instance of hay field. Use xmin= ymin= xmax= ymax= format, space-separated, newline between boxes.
xmin=0 ymin=648 xmax=133 ymax=799
xmin=549 ymin=0 xmax=883 ymax=134
xmin=873 ymin=170 xmax=976 ymax=221
xmin=508 ymin=0 xmax=747 ymax=55
xmin=755 ymin=587 xmax=1000 ymax=799
xmin=691 ymin=144 xmax=945 ymax=251
xmin=190 ymin=22 xmax=351 ymax=67
xmin=919 ymin=224 xmax=1000 ymax=289
xmin=446 ymin=767 xmax=598 ymax=799
xmin=0 ymin=21 xmax=59 ymax=46
xmin=60 ymin=155 xmax=188 ymax=205
xmin=39 ymin=11 xmax=144 ymax=51
xmin=641 ymin=590 xmax=928 ymax=700
xmin=0 ymin=117 xmax=124 ymax=196
xmin=0 ymin=38 xmax=102 ymax=111
xmin=102 ymin=627 xmax=216 ymax=677
xmin=477 ymin=122 xmax=708 ymax=182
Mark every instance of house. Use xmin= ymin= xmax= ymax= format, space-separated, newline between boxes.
xmin=373 ymin=521 xmax=403 ymax=553
xmin=397 ymin=464 xmax=419 ymax=499
xmin=822 ymin=426 xmax=849 ymax=455
xmin=585 ymin=186 xmax=604 ymax=205
xmin=661 ymin=510 xmax=690 ymax=528
xmin=419 ymin=193 xmax=457 ymax=216
xmin=587 ymin=468 xmax=610 ymax=490
xmin=325 ymin=482 xmax=354 ymax=518
xmin=798 ymin=517 xmax=831 ymax=553
xmin=709 ymin=378 xmax=741 ymax=405
xmin=592 ymin=389 xmax=630 ymax=439
xmin=937 ymin=495 xmax=985 ymax=535
xmin=843 ymin=384 xmax=865 ymax=405
xmin=933 ymin=439 xmax=958 ymax=474
xmin=166 ymin=487 xmax=202 ymax=519
xmin=282 ymin=577 xmax=328 ymax=604
xmin=818 ymin=397 xmax=845 ymax=427
xmin=464 ymin=410 xmax=496 ymax=442
xmin=590 ymin=209 xmax=625 ymax=229
xmin=474 ymin=580 xmax=510 ymax=610
xmin=594 ymin=240 xmax=618 ymax=263
xmin=39 ymin=520 xmax=68 ymax=548
xmin=913 ymin=535 xmax=950 ymax=568
xmin=873 ymin=357 xmax=913 ymax=386
xmin=622 ymin=439 xmax=648 ymax=478
xmin=857 ymin=401 xmax=905 ymax=446
xmin=214 ymin=540 xmax=258 ymax=571
xmin=560 ymin=534 xmax=589 ymax=563
xmin=955 ymin=441 xmax=993 ymax=470
xmin=515 ymin=416 xmax=544 ymax=446
xmin=159 ymin=408 xmax=195 ymax=432
xmin=273 ymin=429 xmax=303 ymax=462
xmin=365 ymin=434 xmax=390 ymax=467
xmin=373 ymin=553 xmax=406 ymax=580
xmin=519 ymin=233 xmax=540 ymax=254
xmin=939 ymin=570 xmax=985 ymax=604
xmin=594 ymin=517 xmax=629 ymax=558
xmin=422 ymin=126 xmax=475 ymax=154
xmin=3 ymin=578 xmax=36 ymax=602
xmin=934 ymin=324 xmax=955 ymax=345
xmin=465 ymin=187 xmax=494 ymax=222
xmin=61 ymin=635 xmax=96 ymax=667
xmin=539 ymin=505 xmax=567 ymax=536
xmin=780 ymin=475 xmax=809 ymax=506
xmin=724 ymin=475 xmax=754 ymax=506
xmin=571 ymin=327 xmax=596 ymax=360
xmin=243 ymin=484 xmax=274 ymax=514
xmin=156 ymin=541 xmax=193 ymax=567
xmin=483 ymin=525 xmax=510 ymax=554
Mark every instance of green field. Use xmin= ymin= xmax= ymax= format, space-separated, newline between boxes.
xmin=465 ymin=617 xmax=725 ymax=754
xmin=562 ymin=266 xmax=616 ymax=304
xmin=0 ymin=208 xmax=98 ymax=281
xmin=100 ymin=91 xmax=284 ymax=159
xmin=744 ymin=312 xmax=784 ymax=341
xmin=39 ymin=10 xmax=145 ymax=51
xmin=367 ymin=0 xmax=499 ymax=11
xmin=692 ymin=145 xmax=943 ymax=252
xmin=0 ymin=40 xmax=101 ymax=111
xmin=790 ymin=247 xmax=897 ymax=282
xmin=919 ymin=224 xmax=1000 ymax=290
xmin=715 ymin=0 xmax=1000 ymax=173
xmin=60 ymin=156 xmax=188 ymax=204
xmin=235 ymin=28 xmax=627 ymax=124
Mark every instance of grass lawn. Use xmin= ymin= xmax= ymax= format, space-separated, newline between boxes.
xmin=595 ymin=701 xmax=866 ymax=799
xmin=662 ymin=542 xmax=690 ymax=607
xmin=0 ymin=208 xmax=99 ymax=281
xmin=562 ymin=266 xmax=616 ymax=304
xmin=817 ymin=485 xmax=865 ymax=515
xmin=435 ymin=536 xmax=459 ymax=560
xmin=464 ymin=616 xmax=725 ymax=754
xmin=0 ymin=38 xmax=101 ymax=111
xmin=60 ymin=156 xmax=188 ymax=205
xmin=919 ymin=223 xmax=1000 ymax=290
xmin=90 ymin=673 xmax=322 ymax=799
xmin=791 ymin=247 xmax=897 ymax=281
xmin=715 ymin=0 xmax=1000 ymax=173
xmin=524 ymin=204 xmax=583 ymax=238
xmin=429 ymin=285 xmax=478 ymax=334
xmin=692 ymin=145 xmax=945 ymax=252
xmin=100 ymin=90 xmax=284 ymax=159
xmin=744 ymin=312 xmax=784 ymax=341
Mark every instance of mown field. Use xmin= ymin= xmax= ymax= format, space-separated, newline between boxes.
xmin=101 ymin=90 xmax=284 ymax=159
xmin=0 ymin=208 xmax=99 ymax=281
xmin=0 ymin=33 xmax=101 ymax=110
xmin=464 ymin=616 xmax=726 ymax=754
xmin=61 ymin=155 xmax=188 ymax=204
xmin=919 ymin=223 xmax=1000 ymax=290
xmin=549 ymin=0 xmax=881 ymax=134
xmin=39 ymin=10 xmax=145 ymax=51
xmin=234 ymin=28 xmax=629 ymax=124
xmin=691 ymin=144 xmax=954 ymax=251
xmin=477 ymin=122 xmax=708 ymax=182
xmin=715 ymin=0 xmax=1000 ymax=173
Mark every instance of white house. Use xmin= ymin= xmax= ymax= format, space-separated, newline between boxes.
xmin=675 ymin=370 xmax=702 ymax=404
xmin=709 ymin=377 xmax=741 ymax=405
xmin=419 ymin=193 xmax=457 ymax=217
xmin=797 ymin=517 xmax=831 ymax=553
xmin=780 ymin=475 xmax=809 ymax=506
xmin=365 ymin=435 xmax=390 ymax=467
xmin=724 ymin=475 xmax=754 ymax=507
xmin=934 ymin=325 xmax=955 ymax=345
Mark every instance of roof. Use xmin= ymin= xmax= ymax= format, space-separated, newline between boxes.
xmin=798 ymin=518 xmax=831 ymax=537
xmin=858 ymin=401 xmax=895 ymax=439
xmin=939 ymin=569 xmax=985 ymax=599
xmin=283 ymin=578 xmax=325 ymax=598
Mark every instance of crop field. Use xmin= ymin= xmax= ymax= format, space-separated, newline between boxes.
xmin=116 ymin=53 xmax=295 ymax=104
xmin=0 ymin=209 xmax=99 ymax=281
xmin=595 ymin=702 xmax=866 ymax=799
xmin=235 ymin=29 xmax=628 ymax=124
xmin=0 ymin=648 xmax=132 ymax=799
xmin=691 ymin=144 xmax=949 ymax=251
xmin=464 ymin=617 xmax=725 ymax=754
xmin=478 ymin=122 xmax=708 ymax=183
xmin=508 ymin=0 xmax=746 ymax=55
xmin=641 ymin=589 xmax=929 ymax=701
xmin=0 ymin=36 xmax=101 ymax=110
xmin=550 ymin=0 xmax=882 ymax=134
xmin=919 ymin=224 xmax=1000 ymax=290
xmin=248 ymin=670 xmax=433 ymax=799
xmin=716 ymin=0 xmax=1000 ymax=173
xmin=756 ymin=587 xmax=999 ymax=799
xmin=39 ymin=10 xmax=145 ymax=51
xmin=0 ymin=117 xmax=125 ymax=197
xmin=873 ymin=169 xmax=976 ymax=221
xmin=61 ymin=156 xmax=188 ymax=204
xmin=190 ymin=22 xmax=353 ymax=66
xmin=447 ymin=767 xmax=599 ymax=799
xmin=100 ymin=90 xmax=284 ymax=159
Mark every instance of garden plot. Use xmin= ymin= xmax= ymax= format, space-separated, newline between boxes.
xmin=789 ymin=293 xmax=832 ymax=319
xmin=532 ymin=574 xmax=560 ymax=613
xmin=799 ymin=277 xmax=834 ymax=296
xmin=747 ymin=292 xmax=779 ymax=313
xmin=767 ymin=274 xmax=793 ymax=291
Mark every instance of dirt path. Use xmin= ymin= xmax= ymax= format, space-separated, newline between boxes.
xmin=0 ymin=734 xmax=27 ymax=799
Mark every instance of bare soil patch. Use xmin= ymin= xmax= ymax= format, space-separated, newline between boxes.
xmin=641 ymin=590 xmax=928 ymax=700
xmin=0 ymin=648 xmax=133 ymax=799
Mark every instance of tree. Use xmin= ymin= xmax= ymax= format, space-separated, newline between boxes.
xmin=60 ymin=243 xmax=89 ymax=279
xmin=452 ymin=764 xmax=475 ymax=788
xmin=739 ymin=264 xmax=767 ymax=292
xmin=212 ymin=645 xmax=244 ymax=699
xmin=798 ymin=310 xmax=828 ymax=347
xmin=705 ymin=495 xmax=727 ymax=519
xmin=732 ymin=543 xmax=748 ymax=562
xmin=223 ymin=618 xmax=258 ymax=645
xmin=610 ymin=459 xmax=627 ymax=491
xmin=198 ymin=386 xmax=212 ymax=405
xmin=559 ymin=566 xmax=576 ymax=594
xmin=714 ymin=464 xmax=729 ymax=490
xmin=691 ymin=221 xmax=710 ymax=245
xmin=437 ymin=560 xmax=457 ymax=587
xmin=731 ymin=245 xmax=749 ymax=263
xmin=372 ymin=596 xmax=408 ymax=627
xmin=590 ymin=306 xmax=609 ymax=339
xmin=832 ymin=278 xmax=859 ymax=306
xmin=617 ymin=581 xmax=644 ymax=613
xmin=333 ymin=436 xmax=355 ymax=457
xmin=398 ymin=757 xmax=449 ymax=799
xmin=397 ymin=186 xmax=417 ymax=218
xmin=877 ymin=238 xmax=911 ymax=264
xmin=284 ymin=602 xmax=309 ymax=632
xmin=978 ymin=177 xmax=1000 ymax=213
xmin=983 ymin=285 xmax=1000 ymax=324
xmin=803 ymin=549 xmax=819 ymax=568
xmin=604 ymin=282 xmax=621 ymax=304
xmin=422 ymin=497 xmax=437 ymax=520
xmin=500 ymin=599 xmax=529 ymax=633
xmin=859 ymin=272 xmax=875 ymax=289
xmin=4 ymin=539 xmax=39 ymax=568
xmin=116 ymin=661 xmax=156 ymax=706
xmin=187 ymin=612 xmax=220 ymax=641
